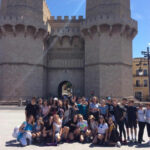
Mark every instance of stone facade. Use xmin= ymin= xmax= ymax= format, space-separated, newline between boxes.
xmin=0 ymin=0 xmax=137 ymax=100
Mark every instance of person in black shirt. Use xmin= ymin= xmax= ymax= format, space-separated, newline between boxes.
xmin=127 ymin=100 xmax=138 ymax=142
xmin=42 ymin=116 xmax=53 ymax=143
xmin=68 ymin=115 xmax=78 ymax=141
xmin=122 ymin=98 xmax=130 ymax=141
xmin=106 ymin=99 xmax=115 ymax=122
xmin=113 ymin=99 xmax=127 ymax=143
xmin=25 ymin=97 xmax=39 ymax=121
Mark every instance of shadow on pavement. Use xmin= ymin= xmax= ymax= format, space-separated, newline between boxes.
xmin=136 ymin=143 xmax=150 ymax=148
xmin=5 ymin=140 xmax=21 ymax=147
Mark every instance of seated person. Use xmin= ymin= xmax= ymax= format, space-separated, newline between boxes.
xmin=32 ymin=117 xmax=44 ymax=144
xmin=68 ymin=115 xmax=79 ymax=141
xmin=77 ymin=114 xmax=90 ymax=143
xmin=92 ymin=115 xmax=108 ymax=145
xmin=88 ymin=115 xmax=98 ymax=139
xmin=52 ymin=114 xmax=67 ymax=144
xmin=42 ymin=116 xmax=53 ymax=143
xmin=17 ymin=115 xmax=34 ymax=146
xmin=107 ymin=117 xmax=120 ymax=146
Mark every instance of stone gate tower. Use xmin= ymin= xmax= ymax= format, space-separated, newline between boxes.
xmin=82 ymin=0 xmax=137 ymax=98
xmin=0 ymin=0 xmax=50 ymax=100
xmin=0 ymin=0 xmax=138 ymax=101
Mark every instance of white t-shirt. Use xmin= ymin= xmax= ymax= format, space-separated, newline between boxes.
xmin=90 ymin=103 xmax=99 ymax=112
xmin=138 ymin=109 xmax=146 ymax=122
xmin=146 ymin=109 xmax=150 ymax=124
xmin=97 ymin=123 xmax=108 ymax=134
xmin=77 ymin=120 xmax=88 ymax=132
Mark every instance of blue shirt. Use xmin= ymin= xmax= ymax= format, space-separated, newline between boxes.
xmin=17 ymin=121 xmax=33 ymax=140
xmin=99 ymin=105 xmax=108 ymax=115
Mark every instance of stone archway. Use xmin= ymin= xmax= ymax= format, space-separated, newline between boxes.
xmin=58 ymin=81 xmax=73 ymax=98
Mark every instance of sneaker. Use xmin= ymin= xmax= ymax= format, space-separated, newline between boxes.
xmin=116 ymin=141 xmax=121 ymax=148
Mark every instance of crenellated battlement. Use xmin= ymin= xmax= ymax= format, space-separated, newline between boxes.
xmin=0 ymin=16 xmax=49 ymax=40
xmin=81 ymin=15 xmax=137 ymax=39
xmin=0 ymin=16 xmax=48 ymax=30
xmin=81 ymin=15 xmax=137 ymax=29
xmin=50 ymin=26 xmax=81 ymax=38
xmin=49 ymin=16 xmax=84 ymax=22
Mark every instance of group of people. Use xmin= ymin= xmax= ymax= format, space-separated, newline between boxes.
xmin=12 ymin=96 xmax=150 ymax=147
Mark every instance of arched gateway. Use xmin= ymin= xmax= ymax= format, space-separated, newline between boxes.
xmin=58 ymin=81 xmax=73 ymax=98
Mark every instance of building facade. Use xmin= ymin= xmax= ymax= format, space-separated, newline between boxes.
xmin=0 ymin=0 xmax=137 ymax=101
xmin=133 ymin=58 xmax=149 ymax=101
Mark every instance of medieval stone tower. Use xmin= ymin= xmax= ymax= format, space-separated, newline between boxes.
xmin=82 ymin=0 xmax=137 ymax=97
xmin=0 ymin=0 xmax=137 ymax=101
xmin=0 ymin=0 xmax=50 ymax=100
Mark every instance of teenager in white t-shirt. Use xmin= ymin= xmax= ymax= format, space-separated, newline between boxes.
xmin=146 ymin=104 xmax=150 ymax=145
xmin=137 ymin=104 xmax=146 ymax=144
xmin=92 ymin=115 xmax=108 ymax=145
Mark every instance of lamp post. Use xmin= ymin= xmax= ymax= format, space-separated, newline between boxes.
xmin=141 ymin=47 xmax=150 ymax=101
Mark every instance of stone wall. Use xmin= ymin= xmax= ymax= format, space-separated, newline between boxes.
xmin=0 ymin=18 xmax=47 ymax=100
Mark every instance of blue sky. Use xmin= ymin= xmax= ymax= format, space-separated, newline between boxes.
xmin=47 ymin=0 xmax=150 ymax=58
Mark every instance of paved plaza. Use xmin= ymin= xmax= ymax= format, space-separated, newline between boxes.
xmin=0 ymin=106 xmax=150 ymax=150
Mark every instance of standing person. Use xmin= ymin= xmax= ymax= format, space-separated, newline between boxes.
xmin=50 ymin=98 xmax=58 ymax=115
xmin=77 ymin=97 xmax=88 ymax=120
xmin=37 ymin=98 xmax=43 ymax=118
xmin=122 ymin=98 xmax=130 ymax=141
xmin=42 ymin=100 xmax=50 ymax=122
xmin=106 ymin=98 xmax=115 ymax=122
xmin=63 ymin=99 xmax=71 ymax=126
xmin=99 ymin=99 xmax=108 ymax=119
xmin=25 ymin=97 xmax=39 ymax=121
xmin=145 ymin=103 xmax=150 ymax=145
xmin=89 ymin=96 xmax=100 ymax=121
xmin=113 ymin=99 xmax=127 ymax=143
xmin=137 ymin=104 xmax=146 ymax=144
xmin=127 ymin=100 xmax=138 ymax=142
xmin=57 ymin=100 xmax=65 ymax=120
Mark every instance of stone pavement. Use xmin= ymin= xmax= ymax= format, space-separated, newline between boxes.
xmin=0 ymin=106 xmax=150 ymax=150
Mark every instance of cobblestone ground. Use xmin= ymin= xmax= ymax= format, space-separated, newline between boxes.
xmin=0 ymin=106 xmax=150 ymax=150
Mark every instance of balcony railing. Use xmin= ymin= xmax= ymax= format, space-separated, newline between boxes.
xmin=134 ymin=84 xmax=148 ymax=87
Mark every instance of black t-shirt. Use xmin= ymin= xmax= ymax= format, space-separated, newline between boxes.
xmin=67 ymin=119 xmax=77 ymax=132
xmin=44 ymin=121 xmax=53 ymax=131
xmin=127 ymin=106 xmax=137 ymax=121
xmin=107 ymin=103 xmax=114 ymax=116
xmin=57 ymin=107 xmax=64 ymax=118
xmin=25 ymin=103 xmax=39 ymax=119
xmin=113 ymin=105 xmax=125 ymax=123
xmin=122 ymin=105 xmax=128 ymax=119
